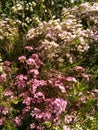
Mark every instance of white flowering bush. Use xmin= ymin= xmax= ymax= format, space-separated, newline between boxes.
xmin=1 ymin=0 xmax=91 ymax=30
xmin=26 ymin=2 xmax=98 ymax=67
xmin=26 ymin=18 xmax=92 ymax=66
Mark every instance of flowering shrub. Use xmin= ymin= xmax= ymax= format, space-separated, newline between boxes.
xmin=0 ymin=50 xmax=67 ymax=129
xmin=26 ymin=15 xmax=93 ymax=66
xmin=0 ymin=45 xmax=98 ymax=130
xmin=0 ymin=2 xmax=98 ymax=130
xmin=62 ymin=2 xmax=98 ymax=40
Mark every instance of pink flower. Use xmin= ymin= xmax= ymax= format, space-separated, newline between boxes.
xmin=80 ymin=96 xmax=86 ymax=103
xmin=39 ymin=80 xmax=47 ymax=86
xmin=25 ymin=46 xmax=33 ymax=51
xmin=22 ymin=107 xmax=30 ymax=116
xmin=30 ymin=123 xmax=36 ymax=129
xmin=64 ymin=115 xmax=72 ymax=124
xmin=27 ymin=79 xmax=40 ymax=94
xmin=2 ymin=66 xmax=11 ymax=72
xmin=65 ymin=77 xmax=77 ymax=83
xmin=15 ymin=74 xmax=27 ymax=88
xmin=16 ymin=74 xmax=27 ymax=81
xmin=34 ymin=92 xmax=45 ymax=103
xmin=29 ymin=69 xmax=39 ymax=75
xmin=28 ymin=79 xmax=47 ymax=94
xmin=30 ymin=108 xmax=43 ymax=120
xmin=81 ymin=73 xmax=90 ymax=81
xmin=31 ymin=54 xmax=39 ymax=60
xmin=66 ymin=85 xmax=71 ymax=89
xmin=0 ymin=119 xmax=3 ymax=126
xmin=3 ymin=90 xmax=13 ymax=97
xmin=49 ymin=98 xmax=67 ymax=117
xmin=59 ymin=85 xmax=66 ymax=93
xmin=1 ymin=73 xmax=7 ymax=78
xmin=54 ymin=98 xmax=67 ymax=112
xmin=18 ymin=55 xmax=26 ymax=61
xmin=31 ymin=54 xmax=44 ymax=66
xmin=48 ymin=78 xmax=55 ymax=86
xmin=26 ymin=58 xmax=35 ymax=65
xmin=2 ymin=109 xmax=8 ymax=115
xmin=43 ymin=112 xmax=51 ymax=120
xmin=0 ymin=73 xmax=7 ymax=82
xmin=3 ymin=61 xmax=11 ymax=66
xmin=74 ymin=66 xmax=85 ymax=72
xmin=93 ymin=89 xmax=98 ymax=93
xmin=37 ymin=125 xmax=44 ymax=130
xmin=23 ymin=97 xmax=32 ymax=106
xmin=63 ymin=125 xmax=71 ymax=130
xmin=14 ymin=116 xmax=22 ymax=126
xmin=95 ymin=32 xmax=98 ymax=38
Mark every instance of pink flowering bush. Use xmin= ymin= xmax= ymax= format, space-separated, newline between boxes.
xmin=0 ymin=45 xmax=98 ymax=130
xmin=0 ymin=50 xmax=67 ymax=130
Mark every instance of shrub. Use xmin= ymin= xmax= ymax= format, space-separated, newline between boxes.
xmin=26 ymin=17 xmax=92 ymax=68
xmin=0 ymin=2 xmax=98 ymax=130
xmin=0 ymin=46 xmax=97 ymax=130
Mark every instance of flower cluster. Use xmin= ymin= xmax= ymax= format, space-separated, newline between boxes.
xmin=62 ymin=2 xmax=98 ymax=41
xmin=11 ymin=1 xmax=41 ymax=27
xmin=0 ymin=51 xmax=70 ymax=129
xmin=26 ymin=15 xmax=92 ymax=65
xmin=0 ymin=50 xmax=95 ymax=130
xmin=26 ymin=2 xmax=98 ymax=66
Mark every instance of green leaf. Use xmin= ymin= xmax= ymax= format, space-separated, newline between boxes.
xmin=2 ymin=126 xmax=18 ymax=130
xmin=11 ymin=97 xmax=23 ymax=104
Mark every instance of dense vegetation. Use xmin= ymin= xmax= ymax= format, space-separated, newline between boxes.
xmin=0 ymin=0 xmax=98 ymax=130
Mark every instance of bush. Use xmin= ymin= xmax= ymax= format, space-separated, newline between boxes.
xmin=26 ymin=14 xmax=92 ymax=68
xmin=0 ymin=1 xmax=98 ymax=130
xmin=0 ymin=46 xmax=97 ymax=130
